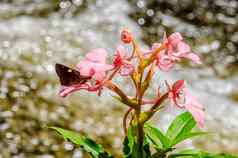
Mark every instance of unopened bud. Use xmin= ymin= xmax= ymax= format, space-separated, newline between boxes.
xmin=121 ymin=29 xmax=133 ymax=43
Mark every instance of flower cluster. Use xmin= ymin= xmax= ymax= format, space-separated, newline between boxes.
xmin=57 ymin=29 xmax=204 ymax=128
xmin=154 ymin=33 xmax=201 ymax=71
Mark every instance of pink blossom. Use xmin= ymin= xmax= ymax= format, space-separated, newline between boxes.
xmin=152 ymin=43 xmax=175 ymax=71
xmin=59 ymin=83 xmax=90 ymax=97
xmin=167 ymin=80 xmax=205 ymax=128
xmin=113 ymin=46 xmax=134 ymax=76
xmin=164 ymin=32 xmax=201 ymax=64
xmin=166 ymin=32 xmax=183 ymax=47
xmin=156 ymin=51 xmax=175 ymax=71
xmin=153 ymin=32 xmax=201 ymax=71
xmin=113 ymin=46 xmax=125 ymax=67
xmin=77 ymin=48 xmax=113 ymax=80
xmin=121 ymin=29 xmax=133 ymax=43
xmin=59 ymin=48 xmax=114 ymax=97
xmin=58 ymin=77 xmax=106 ymax=97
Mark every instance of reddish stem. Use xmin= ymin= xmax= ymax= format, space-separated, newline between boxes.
xmin=151 ymin=92 xmax=169 ymax=111
xmin=123 ymin=108 xmax=133 ymax=134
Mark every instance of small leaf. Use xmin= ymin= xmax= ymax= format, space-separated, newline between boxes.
xmin=144 ymin=123 xmax=171 ymax=149
xmin=143 ymin=136 xmax=152 ymax=158
xmin=150 ymin=152 xmax=166 ymax=158
xmin=51 ymin=127 xmax=113 ymax=158
xmin=171 ymin=132 xmax=208 ymax=146
xmin=122 ymin=137 xmax=131 ymax=158
xmin=123 ymin=126 xmax=135 ymax=158
xmin=167 ymin=149 xmax=199 ymax=158
xmin=123 ymin=126 xmax=151 ymax=158
xmin=199 ymin=153 xmax=238 ymax=158
xmin=167 ymin=153 xmax=199 ymax=158
xmin=168 ymin=149 xmax=238 ymax=158
xmin=168 ymin=149 xmax=202 ymax=158
xmin=150 ymin=148 xmax=175 ymax=158
xmin=166 ymin=112 xmax=196 ymax=147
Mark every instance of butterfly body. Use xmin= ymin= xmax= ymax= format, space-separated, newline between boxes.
xmin=55 ymin=63 xmax=91 ymax=86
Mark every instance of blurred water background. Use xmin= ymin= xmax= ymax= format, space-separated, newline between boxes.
xmin=0 ymin=0 xmax=237 ymax=157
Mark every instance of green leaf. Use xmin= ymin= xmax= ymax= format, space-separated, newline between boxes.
xmin=168 ymin=153 xmax=199 ymax=158
xmin=122 ymin=137 xmax=132 ymax=158
xmin=168 ymin=149 xmax=201 ymax=158
xmin=171 ymin=132 xmax=208 ymax=146
xmin=143 ymin=136 xmax=152 ymax=158
xmin=199 ymin=153 xmax=238 ymax=158
xmin=51 ymin=127 xmax=113 ymax=158
xmin=168 ymin=149 xmax=238 ymax=158
xmin=123 ymin=126 xmax=151 ymax=158
xmin=123 ymin=126 xmax=135 ymax=158
xmin=166 ymin=112 xmax=196 ymax=147
xmin=150 ymin=148 xmax=175 ymax=158
xmin=144 ymin=123 xmax=171 ymax=149
xmin=168 ymin=149 xmax=200 ymax=158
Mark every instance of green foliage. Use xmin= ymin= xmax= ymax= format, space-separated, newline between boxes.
xmin=150 ymin=148 xmax=175 ymax=158
xmin=123 ymin=126 xmax=151 ymax=158
xmin=51 ymin=113 xmax=237 ymax=158
xmin=171 ymin=132 xmax=207 ymax=147
xmin=143 ymin=137 xmax=152 ymax=157
xmin=166 ymin=112 xmax=207 ymax=147
xmin=166 ymin=112 xmax=196 ymax=144
xmin=168 ymin=149 xmax=238 ymax=158
xmin=145 ymin=112 xmax=206 ymax=150
xmin=123 ymin=126 xmax=135 ymax=158
xmin=51 ymin=127 xmax=113 ymax=158
xmin=144 ymin=112 xmax=209 ymax=157
xmin=144 ymin=123 xmax=171 ymax=149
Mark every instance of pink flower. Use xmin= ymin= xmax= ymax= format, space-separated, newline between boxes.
xmin=156 ymin=50 xmax=175 ymax=71
xmin=121 ymin=29 xmax=133 ymax=43
xmin=113 ymin=46 xmax=134 ymax=76
xmin=59 ymin=81 xmax=105 ymax=97
xmin=58 ymin=76 xmax=108 ymax=97
xmin=77 ymin=48 xmax=113 ymax=80
xmin=164 ymin=32 xmax=201 ymax=64
xmin=152 ymin=43 xmax=175 ymax=71
xmin=59 ymin=83 xmax=90 ymax=97
xmin=59 ymin=49 xmax=114 ymax=97
xmin=167 ymin=80 xmax=205 ymax=128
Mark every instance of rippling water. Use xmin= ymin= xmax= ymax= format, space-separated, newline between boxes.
xmin=0 ymin=0 xmax=237 ymax=157
xmin=128 ymin=0 xmax=238 ymax=77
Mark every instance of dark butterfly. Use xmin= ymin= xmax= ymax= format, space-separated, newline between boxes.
xmin=55 ymin=63 xmax=92 ymax=86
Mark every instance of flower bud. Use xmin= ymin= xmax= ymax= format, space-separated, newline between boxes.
xmin=121 ymin=29 xmax=133 ymax=43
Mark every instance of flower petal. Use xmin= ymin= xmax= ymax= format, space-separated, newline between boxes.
xmin=77 ymin=60 xmax=95 ymax=76
xmin=184 ymin=92 xmax=205 ymax=128
xmin=59 ymin=84 xmax=90 ymax=97
xmin=113 ymin=46 xmax=126 ymax=67
xmin=169 ymin=80 xmax=205 ymax=128
xmin=77 ymin=48 xmax=113 ymax=80
xmin=177 ymin=42 xmax=191 ymax=55
xmin=85 ymin=48 xmax=108 ymax=63
xmin=167 ymin=32 xmax=183 ymax=46
xmin=172 ymin=80 xmax=186 ymax=93
xmin=183 ymin=53 xmax=202 ymax=64
xmin=119 ymin=63 xmax=134 ymax=76
xmin=156 ymin=53 xmax=175 ymax=71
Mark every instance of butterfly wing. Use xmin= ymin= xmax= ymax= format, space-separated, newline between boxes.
xmin=55 ymin=63 xmax=91 ymax=86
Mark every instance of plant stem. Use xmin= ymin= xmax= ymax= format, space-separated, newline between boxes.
xmin=135 ymin=66 xmax=145 ymax=158
xmin=141 ymin=92 xmax=169 ymax=124
xmin=135 ymin=107 xmax=144 ymax=158
xmin=123 ymin=108 xmax=132 ymax=134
